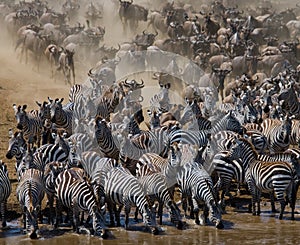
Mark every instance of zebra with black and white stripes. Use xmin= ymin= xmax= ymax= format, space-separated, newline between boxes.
xmin=230 ymin=138 xmax=298 ymax=220
xmin=48 ymin=98 xmax=74 ymax=136
xmin=176 ymin=160 xmax=223 ymax=229
xmin=260 ymin=117 xmax=292 ymax=153
xmin=80 ymin=151 xmax=119 ymax=206
xmin=43 ymin=161 xmax=66 ymax=224
xmin=16 ymin=168 xmax=45 ymax=239
xmin=278 ymin=82 xmax=300 ymax=119
xmin=6 ymin=129 xmax=27 ymax=171
xmin=13 ymin=104 xmax=43 ymax=147
xmin=104 ymin=166 xmax=159 ymax=234
xmin=55 ymin=168 xmax=109 ymax=238
xmin=0 ymin=161 xmax=11 ymax=228
xmin=246 ymin=160 xmax=297 ymax=220
xmin=94 ymin=117 xmax=120 ymax=160
xmin=138 ymin=172 xmax=183 ymax=229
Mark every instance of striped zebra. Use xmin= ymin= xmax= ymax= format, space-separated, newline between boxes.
xmin=260 ymin=117 xmax=292 ymax=153
xmin=290 ymin=119 xmax=300 ymax=146
xmin=231 ymin=138 xmax=298 ymax=220
xmin=80 ymin=151 xmax=119 ymax=205
xmin=13 ymin=104 xmax=43 ymax=147
xmin=67 ymin=133 xmax=97 ymax=154
xmin=16 ymin=168 xmax=45 ymax=239
xmin=138 ymin=172 xmax=183 ymax=228
xmin=180 ymin=100 xmax=211 ymax=130
xmin=0 ymin=161 xmax=11 ymax=228
xmin=55 ymin=168 xmax=109 ymax=238
xmin=149 ymin=86 xmax=171 ymax=113
xmin=17 ymin=141 xmax=69 ymax=181
xmin=177 ymin=162 xmax=223 ymax=229
xmin=246 ymin=160 xmax=297 ymax=220
xmin=48 ymin=98 xmax=74 ymax=136
xmin=278 ymin=82 xmax=300 ymax=119
xmin=43 ymin=161 xmax=66 ymax=224
xmin=6 ymin=129 xmax=27 ymax=171
xmin=95 ymin=117 xmax=120 ymax=160
xmin=104 ymin=167 xmax=159 ymax=234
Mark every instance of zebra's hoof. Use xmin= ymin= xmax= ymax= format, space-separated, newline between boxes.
xmin=151 ymin=227 xmax=159 ymax=235
xmin=216 ymin=221 xmax=224 ymax=229
xmin=176 ymin=221 xmax=184 ymax=230
xmin=29 ymin=232 xmax=38 ymax=240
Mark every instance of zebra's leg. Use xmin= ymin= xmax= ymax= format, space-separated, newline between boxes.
xmin=256 ymin=190 xmax=261 ymax=216
xmin=270 ymin=192 xmax=276 ymax=213
xmin=107 ymin=201 xmax=115 ymax=227
xmin=134 ymin=207 xmax=139 ymax=222
xmin=124 ymin=205 xmax=131 ymax=230
xmin=54 ymin=200 xmax=63 ymax=229
xmin=158 ymin=202 xmax=163 ymax=225
xmin=192 ymin=198 xmax=202 ymax=225
xmin=188 ymin=197 xmax=195 ymax=219
xmin=115 ymin=205 xmax=123 ymax=227
xmin=278 ymin=198 xmax=286 ymax=220
xmin=182 ymin=197 xmax=188 ymax=218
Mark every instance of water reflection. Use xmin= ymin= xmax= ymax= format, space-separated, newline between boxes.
xmin=1 ymin=202 xmax=300 ymax=245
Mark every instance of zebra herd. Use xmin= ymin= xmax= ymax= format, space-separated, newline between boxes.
xmin=1 ymin=67 xmax=300 ymax=239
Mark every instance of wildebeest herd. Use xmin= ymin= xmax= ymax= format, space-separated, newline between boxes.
xmin=1 ymin=0 xmax=300 ymax=240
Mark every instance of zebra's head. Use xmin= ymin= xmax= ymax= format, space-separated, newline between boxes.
xmin=48 ymin=98 xmax=64 ymax=122
xmin=13 ymin=104 xmax=27 ymax=130
xmin=6 ymin=129 xmax=26 ymax=160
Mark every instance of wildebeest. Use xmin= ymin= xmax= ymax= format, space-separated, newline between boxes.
xmin=118 ymin=0 xmax=148 ymax=34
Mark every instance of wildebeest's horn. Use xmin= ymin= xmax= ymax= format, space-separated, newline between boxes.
xmin=88 ymin=68 xmax=95 ymax=77
xmin=199 ymin=10 xmax=206 ymax=15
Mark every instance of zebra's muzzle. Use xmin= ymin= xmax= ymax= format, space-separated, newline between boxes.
xmin=5 ymin=151 xmax=13 ymax=159
xmin=17 ymin=124 xmax=23 ymax=130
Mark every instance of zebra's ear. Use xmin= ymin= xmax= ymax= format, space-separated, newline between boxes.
xmin=8 ymin=128 xmax=13 ymax=138
xmin=22 ymin=105 xmax=27 ymax=111
xmin=35 ymin=205 xmax=41 ymax=213
xmin=36 ymin=101 xmax=42 ymax=107
xmin=13 ymin=104 xmax=18 ymax=113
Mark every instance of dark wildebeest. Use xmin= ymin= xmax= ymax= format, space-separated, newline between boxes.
xmin=119 ymin=0 xmax=148 ymax=34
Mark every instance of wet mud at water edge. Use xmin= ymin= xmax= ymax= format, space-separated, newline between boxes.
xmin=1 ymin=195 xmax=300 ymax=245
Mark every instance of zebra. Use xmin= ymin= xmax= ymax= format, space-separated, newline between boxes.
xmin=149 ymin=84 xmax=171 ymax=113
xmin=180 ymin=100 xmax=211 ymax=130
xmin=0 ymin=161 xmax=11 ymax=228
xmin=55 ymin=168 xmax=109 ymax=238
xmin=246 ymin=160 xmax=297 ymax=220
xmin=79 ymin=151 xmax=119 ymax=205
xmin=231 ymin=138 xmax=298 ymax=220
xmin=16 ymin=168 xmax=45 ymax=239
xmin=43 ymin=161 xmax=66 ymax=224
xmin=67 ymin=133 xmax=97 ymax=154
xmin=260 ymin=117 xmax=292 ymax=153
xmin=176 ymin=161 xmax=224 ymax=229
xmin=104 ymin=166 xmax=159 ymax=234
xmin=48 ymin=98 xmax=74 ymax=136
xmin=289 ymin=119 xmax=300 ymax=146
xmin=94 ymin=117 xmax=120 ymax=160
xmin=13 ymin=104 xmax=43 ymax=147
xmin=277 ymin=82 xmax=300 ymax=119
xmin=138 ymin=172 xmax=183 ymax=229
xmin=6 ymin=129 xmax=27 ymax=171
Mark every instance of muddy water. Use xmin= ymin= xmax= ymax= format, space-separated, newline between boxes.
xmin=1 ymin=198 xmax=300 ymax=245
